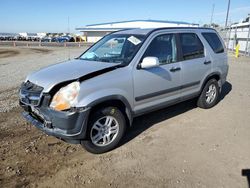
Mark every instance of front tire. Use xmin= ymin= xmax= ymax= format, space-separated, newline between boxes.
xmin=81 ymin=107 xmax=126 ymax=154
xmin=197 ymin=79 xmax=220 ymax=109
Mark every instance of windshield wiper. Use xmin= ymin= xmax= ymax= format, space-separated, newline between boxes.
xmin=79 ymin=57 xmax=124 ymax=64
xmin=98 ymin=58 xmax=112 ymax=63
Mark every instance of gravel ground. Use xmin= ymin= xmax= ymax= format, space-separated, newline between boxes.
xmin=0 ymin=47 xmax=250 ymax=188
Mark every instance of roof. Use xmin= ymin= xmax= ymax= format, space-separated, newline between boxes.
xmin=85 ymin=19 xmax=195 ymax=27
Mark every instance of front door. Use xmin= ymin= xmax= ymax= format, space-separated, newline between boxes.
xmin=133 ymin=33 xmax=182 ymax=114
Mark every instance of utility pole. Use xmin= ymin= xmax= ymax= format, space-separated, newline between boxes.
xmin=210 ymin=4 xmax=215 ymax=27
xmin=225 ymin=0 xmax=231 ymax=28
xmin=245 ymin=14 xmax=250 ymax=56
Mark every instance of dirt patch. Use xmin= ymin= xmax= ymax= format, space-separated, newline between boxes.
xmin=0 ymin=87 xmax=19 ymax=113
xmin=29 ymin=48 xmax=52 ymax=54
xmin=0 ymin=48 xmax=52 ymax=59
xmin=0 ymin=50 xmax=20 ymax=59
xmin=0 ymin=107 xmax=82 ymax=188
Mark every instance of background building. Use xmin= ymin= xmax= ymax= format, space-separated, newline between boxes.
xmin=222 ymin=14 xmax=250 ymax=54
xmin=76 ymin=20 xmax=198 ymax=43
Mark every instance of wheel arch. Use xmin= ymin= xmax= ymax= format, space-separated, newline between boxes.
xmin=87 ymin=95 xmax=133 ymax=126
xmin=200 ymin=72 xmax=221 ymax=93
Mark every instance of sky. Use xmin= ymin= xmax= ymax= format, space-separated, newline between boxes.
xmin=0 ymin=0 xmax=250 ymax=33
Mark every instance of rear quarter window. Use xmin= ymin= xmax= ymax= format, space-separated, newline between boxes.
xmin=202 ymin=32 xmax=224 ymax=54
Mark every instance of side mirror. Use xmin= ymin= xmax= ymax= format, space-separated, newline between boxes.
xmin=140 ymin=57 xmax=160 ymax=69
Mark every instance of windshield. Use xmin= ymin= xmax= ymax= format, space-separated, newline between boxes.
xmin=80 ymin=34 xmax=146 ymax=64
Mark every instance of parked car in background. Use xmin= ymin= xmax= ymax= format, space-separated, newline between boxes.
xmin=56 ymin=36 xmax=74 ymax=43
xmin=0 ymin=33 xmax=20 ymax=41
xmin=19 ymin=27 xmax=228 ymax=154
xmin=26 ymin=33 xmax=40 ymax=41
xmin=41 ymin=37 xmax=52 ymax=42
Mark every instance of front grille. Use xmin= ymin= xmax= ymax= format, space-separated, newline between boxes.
xmin=20 ymin=81 xmax=44 ymax=106
xmin=21 ymin=81 xmax=43 ymax=92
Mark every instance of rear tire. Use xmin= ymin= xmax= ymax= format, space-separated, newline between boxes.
xmin=197 ymin=79 xmax=219 ymax=109
xmin=81 ymin=106 xmax=126 ymax=154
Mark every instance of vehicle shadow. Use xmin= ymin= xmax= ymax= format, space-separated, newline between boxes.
xmin=220 ymin=81 xmax=232 ymax=101
xmin=120 ymin=81 xmax=232 ymax=146
xmin=242 ymin=169 xmax=250 ymax=188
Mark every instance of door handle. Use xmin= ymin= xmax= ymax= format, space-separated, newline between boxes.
xmin=204 ymin=61 xmax=211 ymax=65
xmin=170 ymin=67 xmax=181 ymax=72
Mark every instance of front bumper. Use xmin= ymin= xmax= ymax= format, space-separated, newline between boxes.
xmin=20 ymin=94 xmax=90 ymax=143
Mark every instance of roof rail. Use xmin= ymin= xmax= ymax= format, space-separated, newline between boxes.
xmin=149 ymin=27 xmax=215 ymax=32
xmin=134 ymin=27 xmax=216 ymax=38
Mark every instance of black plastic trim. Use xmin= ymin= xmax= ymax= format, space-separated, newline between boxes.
xmin=87 ymin=95 xmax=133 ymax=126
xmin=21 ymin=106 xmax=90 ymax=140
xmin=135 ymin=81 xmax=200 ymax=102
xmin=201 ymin=72 xmax=221 ymax=92
xmin=134 ymin=91 xmax=200 ymax=117
xmin=134 ymin=98 xmax=179 ymax=116
xmin=147 ymin=27 xmax=216 ymax=34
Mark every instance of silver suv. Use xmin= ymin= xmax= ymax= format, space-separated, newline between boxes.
xmin=19 ymin=27 xmax=228 ymax=153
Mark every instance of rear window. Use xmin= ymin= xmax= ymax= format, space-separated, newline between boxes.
xmin=202 ymin=32 xmax=224 ymax=53
xmin=179 ymin=33 xmax=204 ymax=60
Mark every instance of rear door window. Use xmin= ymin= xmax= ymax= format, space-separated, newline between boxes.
xmin=179 ymin=33 xmax=204 ymax=60
xmin=202 ymin=32 xmax=224 ymax=53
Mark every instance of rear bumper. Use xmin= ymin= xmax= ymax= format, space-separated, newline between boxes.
xmin=221 ymin=63 xmax=229 ymax=85
xmin=20 ymin=96 xmax=90 ymax=143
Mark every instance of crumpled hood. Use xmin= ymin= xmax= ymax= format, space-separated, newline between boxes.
xmin=26 ymin=59 xmax=116 ymax=93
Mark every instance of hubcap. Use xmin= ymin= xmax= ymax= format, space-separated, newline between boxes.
xmin=90 ymin=116 xmax=119 ymax=147
xmin=205 ymin=84 xmax=217 ymax=104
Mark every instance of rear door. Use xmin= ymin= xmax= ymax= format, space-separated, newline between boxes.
xmin=178 ymin=32 xmax=212 ymax=99
xmin=201 ymin=32 xmax=228 ymax=83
